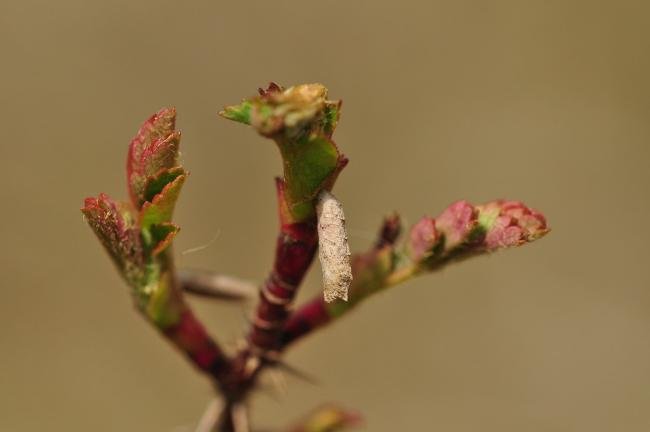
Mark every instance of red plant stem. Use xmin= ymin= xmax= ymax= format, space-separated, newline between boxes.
xmin=216 ymin=404 xmax=236 ymax=432
xmin=164 ymin=308 xmax=231 ymax=383
xmin=280 ymin=215 xmax=401 ymax=350
xmin=247 ymin=178 xmax=319 ymax=354
xmin=280 ymin=296 xmax=331 ymax=348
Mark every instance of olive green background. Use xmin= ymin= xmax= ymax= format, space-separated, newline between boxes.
xmin=2 ymin=1 xmax=649 ymax=431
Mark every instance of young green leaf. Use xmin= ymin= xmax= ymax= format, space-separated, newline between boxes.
xmin=139 ymin=173 xmax=187 ymax=230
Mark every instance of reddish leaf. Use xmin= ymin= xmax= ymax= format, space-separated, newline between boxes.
xmin=435 ymin=200 xmax=478 ymax=252
xmin=407 ymin=216 xmax=439 ymax=263
xmin=127 ymin=108 xmax=180 ymax=207
xmin=81 ymin=193 xmax=144 ymax=286
xmin=477 ymin=200 xmax=549 ymax=250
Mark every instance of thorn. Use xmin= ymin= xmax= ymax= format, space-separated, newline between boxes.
xmin=267 ymin=368 xmax=289 ymax=396
xmin=270 ymin=360 xmax=320 ymax=386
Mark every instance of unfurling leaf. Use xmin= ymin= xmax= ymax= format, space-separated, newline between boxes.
xmin=82 ymin=193 xmax=144 ymax=286
xmin=143 ymin=166 xmax=186 ymax=205
xmin=221 ymin=83 xmax=347 ymax=222
xmin=407 ymin=216 xmax=439 ymax=263
xmin=148 ymin=222 xmax=180 ymax=256
xmin=222 ymin=83 xmax=336 ymax=138
xmin=435 ymin=200 xmax=477 ymax=252
xmin=127 ymin=107 xmax=181 ymax=207
xmin=139 ymin=173 xmax=187 ymax=230
xmin=476 ymin=200 xmax=549 ymax=250
xmin=220 ymin=100 xmax=252 ymax=125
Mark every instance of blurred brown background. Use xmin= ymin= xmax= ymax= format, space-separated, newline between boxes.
xmin=2 ymin=1 xmax=649 ymax=431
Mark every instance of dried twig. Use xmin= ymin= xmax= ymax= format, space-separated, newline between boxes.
xmin=195 ymin=399 xmax=222 ymax=432
xmin=179 ymin=269 xmax=258 ymax=301
xmin=231 ymin=404 xmax=250 ymax=432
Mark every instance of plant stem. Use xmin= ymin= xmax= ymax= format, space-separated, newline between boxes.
xmin=246 ymin=179 xmax=319 ymax=354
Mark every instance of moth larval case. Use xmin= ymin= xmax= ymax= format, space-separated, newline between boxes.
xmin=316 ymin=190 xmax=352 ymax=303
